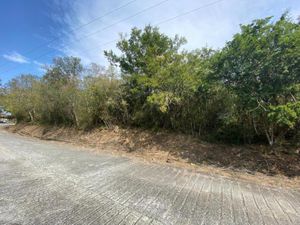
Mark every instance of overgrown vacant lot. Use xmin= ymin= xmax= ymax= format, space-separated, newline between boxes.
xmin=1 ymin=2 xmax=300 ymax=224
xmin=6 ymin=124 xmax=300 ymax=188
xmin=1 ymin=13 xmax=299 ymax=188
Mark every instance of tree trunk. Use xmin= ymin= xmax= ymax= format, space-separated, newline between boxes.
xmin=73 ymin=109 xmax=79 ymax=127
xmin=265 ymin=126 xmax=274 ymax=146
xmin=29 ymin=111 xmax=34 ymax=122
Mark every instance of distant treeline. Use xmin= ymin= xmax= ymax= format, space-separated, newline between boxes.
xmin=1 ymin=14 xmax=299 ymax=146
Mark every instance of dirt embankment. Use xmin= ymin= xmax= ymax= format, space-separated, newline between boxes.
xmin=5 ymin=123 xmax=300 ymax=188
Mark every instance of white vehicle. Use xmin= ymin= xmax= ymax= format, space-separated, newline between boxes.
xmin=0 ymin=118 xmax=8 ymax=123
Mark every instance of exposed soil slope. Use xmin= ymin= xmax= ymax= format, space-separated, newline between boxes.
xmin=5 ymin=123 xmax=300 ymax=188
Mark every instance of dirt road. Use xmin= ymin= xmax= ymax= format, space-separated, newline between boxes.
xmin=0 ymin=129 xmax=299 ymax=224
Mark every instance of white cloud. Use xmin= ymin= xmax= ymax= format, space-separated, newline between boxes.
xmin=48 ymin=0 xmax=300 ymax=65
xmin=33 ymin=60 xmax=44 ymax=67
xmin=3 ymin=52 xmax=29 ymax=64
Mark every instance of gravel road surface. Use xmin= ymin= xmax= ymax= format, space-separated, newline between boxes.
xmin=0 ymin=129 xmax=299 ymax=225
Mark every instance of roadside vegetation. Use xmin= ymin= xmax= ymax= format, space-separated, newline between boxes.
xmin=1 ymin=13 xmax=300 ymax=148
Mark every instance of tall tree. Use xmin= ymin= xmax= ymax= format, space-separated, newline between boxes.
xmin=43 ymin=56 xmax=83 ymax=85
xmin=214 ymin=13 xmax=300 ymax=145
xmin=5 ymin=74 xmax=39 ymax=122
xmin=42 ymin=56 xmax=83 ymax=125
xmin=105 ymin=25 xmax=187 ymax=125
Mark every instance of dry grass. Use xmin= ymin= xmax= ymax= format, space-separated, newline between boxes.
xmin=5 ymin=123 xmax=300 ymax=189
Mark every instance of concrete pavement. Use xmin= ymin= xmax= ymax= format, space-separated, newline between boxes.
xmin=0 ymin=129 xmax=299 ymax=224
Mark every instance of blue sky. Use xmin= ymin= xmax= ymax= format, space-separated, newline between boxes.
xmin=0 ymin=0 xmax=299 ymax=84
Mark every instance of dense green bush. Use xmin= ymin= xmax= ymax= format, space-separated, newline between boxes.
xmin=75 ymin=69 xmax=120 ymax=129
xmin=213 ymin=13 xmax=300 ymax=145
xmin=2 ymin=14 xmax=299 ymax=146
